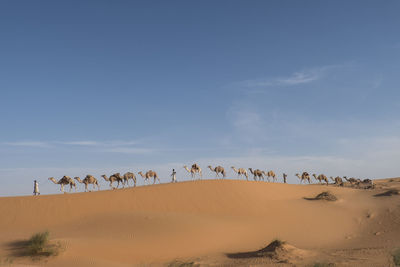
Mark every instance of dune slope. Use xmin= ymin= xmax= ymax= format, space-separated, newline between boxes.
xmin=0 ymin=179 xmax=399 ymax=266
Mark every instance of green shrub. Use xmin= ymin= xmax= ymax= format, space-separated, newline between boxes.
xmin=28 ymin=231 xmax=49 ymax=255
xmin=26 ymin=231 xmax=62 ymax=257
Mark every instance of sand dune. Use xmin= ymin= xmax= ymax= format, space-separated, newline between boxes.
xmin=1 ymin=178 xmax=400 ymax=266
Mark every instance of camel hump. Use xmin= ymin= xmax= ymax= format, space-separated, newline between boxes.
xmin=192 ymin=164 xmax=197 ymax=169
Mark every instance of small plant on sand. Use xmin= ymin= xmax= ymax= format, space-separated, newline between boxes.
xmin=167 ymin=260 xmax=198 ymax=267
xmin=270 ymin=239 xmax=285 ymax=246
xmin=28 ymin=231 xmax=49 ymax=255
xmin=27 ymin=231 xmax=62 ymax=257
xmin=308 ymin=263 xmax=334 ymax=267
xmin=393 ymin=248 xmax=400 ymax=266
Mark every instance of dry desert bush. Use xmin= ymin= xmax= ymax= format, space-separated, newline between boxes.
xmin=27 ymin=231 xmax=63 ymax=257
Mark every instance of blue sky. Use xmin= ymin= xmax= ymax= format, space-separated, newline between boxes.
xmin=1 ymin=1 xmax=400 ymax=196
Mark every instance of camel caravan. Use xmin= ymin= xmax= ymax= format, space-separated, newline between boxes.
xmin=46 ymin=164 xmax=374 ymax=193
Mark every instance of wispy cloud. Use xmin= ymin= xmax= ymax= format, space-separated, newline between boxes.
xmin=58 ymin=141 xmax=99 ymax=146
xmin=277 ymin=71 xmax=319 ymax=85
xmin=3 ymin=141 xmax=50 ymax=147
xmin=241 ymin=69 xmax=321 ymax=88
xmin=56 ymin=140 xmax=140 ymax=147
xmin=2 ymin=140 xmax=140 ymax=148
xmin=1 ymin=140 xmax=153 ymax=155
xmin=105 ymin=147 xmax=155 ymax=154
xmin=237 ymin=64 xmax=344 ymax=89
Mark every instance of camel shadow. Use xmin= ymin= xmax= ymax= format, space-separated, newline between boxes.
xmin=374 ymin=189 xmax=399 ymax=197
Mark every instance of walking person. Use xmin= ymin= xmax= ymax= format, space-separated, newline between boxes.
xmin=283 ymin=173 xmax=287 ymax=184
xmin=171 ymin=169 xmax=177 ymax=183
xmin=33 ymin=180 xmax=40 ymax=195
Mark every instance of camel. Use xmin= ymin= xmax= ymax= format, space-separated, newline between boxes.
xmin=312 ymin=174 xmax=329 ymax=185
xmin=231 ymin=166 xmax=249 ymax=180
xmin=122 ymin=172 xmax=137 ymax=187
xmin=208 ymin=165 xmax=226 ymax=178
xmin=359 ymin=178 xmax=374 ymax=188
xmin=261 ymin=171 xmax=270 ymax=182
xmin=48 ymin=176 xmax=76 ymax=193
xmin=295 ymin=172 xmax=311 ymax=184
xmin=343 ymin=176 xmax=358 ymax=185
xmin=74 ymin=175 xmax=100 ymax=192
xmin=183 ymin=164 xmax=202 ymax=179
xmin=248 ymin=168 xmax=264 ymax=181
xmin=101 ymin=173 xmax=124 ymax=189
xmin=330 ymin=176 xmax=343 ymax=186
xmin=191 ymin=163 xmax=202 ymax=178
xmin=138 ymin=170 xmax=160 ymax=184
xmin=262 ymin=170 xmax=276 ymax=182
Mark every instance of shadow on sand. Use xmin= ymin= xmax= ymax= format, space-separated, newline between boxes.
xmin=5 ymin=240 xmax=31 ymax=257
xmin=374 ymin=189 xmax=399 ymax=197
xmin=303 ymin=191 xmax=337 ymax=202
xmin=226 ymin=240 xmax=285 ymax=259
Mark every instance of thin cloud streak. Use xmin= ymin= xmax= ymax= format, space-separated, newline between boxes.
xmin=104 ymin=147 xmax=156 ymax=154
xmin=238 ymin=64 xmax=347 ymax=89
xmin=241 ymin=69 xmax=321 ymax=87
xmin=2 ymin=141 xmax=50 ymax=147
xmin=277 ymin=71 xmax=319 ymax=85
xmin=2 ymin=140 xmax=141 ymax=148
xmin=58 ymin=141 xmax=99 ymax=146
xmin=1 ymin=140 xmax=152 ymax=155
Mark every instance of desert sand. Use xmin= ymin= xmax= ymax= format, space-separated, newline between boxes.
xmin=0 ymin=178 xmax=400 ymax=266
